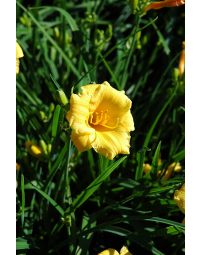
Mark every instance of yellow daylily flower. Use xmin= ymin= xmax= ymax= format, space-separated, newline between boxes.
xmin=16 ymin=42 xmax=24 ymax=74
xmin=66 ymin=81 xmax=134 ymax=160
xmin=98 ymin=246 xmax=133 ymax=255
xmin=120 ymin=246 xmax=133 ymax=255
xmin=145 ymin=0 xmax=185 ymax=12
xmin=174 ymin=183 xmax=185 ymax=214
xmin=98 ymin=248 xmax=120 ymax=255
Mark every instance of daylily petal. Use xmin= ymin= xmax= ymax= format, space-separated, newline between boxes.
xmin=80 ymin=84 xmax=99 ymax=97
xmin=16 ymin=42 xmax=24 ymax=74
xmin=98 ymin=249 xmax=119 ymax=255
xmin=16 ymin=59 xmax=20 ymax=74
xmin=120 ymin=246 xmax=133 ymax=255
xmin=71 ymin=131 xmax=95 ymax=152
xmin=89 ymin=82 xmax=132 ymax=117
xmin=92 ymin=131 xmax=131 ymax=160
xmin=174 ymin=183 xmax=185 ymax=214
xmin=66 ymin=93 xmax=94 ymax=135
xmin=16 ymin=42 xmax=24 ymax=58
xmin=118 ymin=111 xmax=135 ymax=132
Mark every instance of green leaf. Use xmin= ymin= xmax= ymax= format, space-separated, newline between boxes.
xmin=100 ymin=226 xmax=131 ymax=236
xmin=151 ymin=19 xmax=170 ymax=55
xmin=71 ymin=156 xmax=127 ymax=211
xmin=135 ymin=86 xmax=177 ymax=180
xmin=21 ymin=173 xmax=25 ymax=227
xmin=166 ymin=226 xmax=184 ymax=235
xmin=16 ymin=237 xmax=30 ymax=250
xmin=49 ymin=142 xmax=69 ymax=173
xmin=172 ymin=149 xmax=185 ymax=161
xmin=50 ymin=73 xmax=61 ymax=90
xmin=30 ymin=183 xmax=64 ymax=216
xmin=150 ymin=141 xmax=162 ymax=177
xmin=135 ymin=148 xmax=147 ymax=181
xmin=51 ymin=105 xmax=61 ymax=138
xmin=145 ymin=217 xmax=185 ymax=230
xmin=44 ymin=6 xmax=79 ymax=31
xmin=98 ymin=52 xmax=121 ymax=90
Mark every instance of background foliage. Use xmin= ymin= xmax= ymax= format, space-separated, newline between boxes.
xmin=16 ymin=0 xmax=185 ymax=254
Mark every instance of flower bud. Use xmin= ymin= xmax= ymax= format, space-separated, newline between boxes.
xmin=172 ymin=68 xmax=180 ymax=81
xmin=30 ymin=145 xmax=42 ymax=157
xmin=49 ymin=103 xmax=55 ymax=113
xmin=130 ymin=0 xmax=139 ymax=14
xmin=170 ymin=162 xmax=182 ymax=173
xmin=162 ymin=162 xmax=182 ymax=180
xmin=16 ymin=162 xmax=21 ymax=171
xmin=39 ymin=111 xmax=47 ymax=121
xmin=136 ymin=31 xmax=142 ymax=49
xmin=39 ymin=139 xmax=48 ymax=155
xmin=143 ymin=163 xmax=152 ymax=174
xmin=57 ymin=89 xmax=68 ymax=106
xmin=105 ymin=24 xmax=113 ymax=42
xmin=47 ymin=144 xmax=52 ymax=154
xmin=162 ymin=166 xmax=174 ymax=181
xmin=26 ymin=141 xmax=43 ymax=158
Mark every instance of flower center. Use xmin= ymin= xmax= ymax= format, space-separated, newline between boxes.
xmin=89 ymin=110 xmax=119 ymax=129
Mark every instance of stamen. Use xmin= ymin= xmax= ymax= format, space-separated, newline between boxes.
xmin=100 ymin=118 xmax=120 ymax=129
xmin=89 ymin=111 xmax=119 ymax=129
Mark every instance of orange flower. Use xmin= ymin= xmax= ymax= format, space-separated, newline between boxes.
xmin=16 ymin=162 xmax=21 ymax=171
xmin=145 ymin=0 xmax=185 ymax=12
xmin=178 ymin=41 xmax=185 ymax=77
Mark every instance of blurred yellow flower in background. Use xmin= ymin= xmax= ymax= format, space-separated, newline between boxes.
xmin=16 ymin=42 xmax=24 ymax=74
xmin=145 ymin=0 xmax=185 ymax=12
xmin=143 ymin=163 xmax=152 ymax=174
xmin=98 ymin=246 xmax=133 ymax=255
xmin=174 ymin=183 xmax=185 ymax=214
xmin=161 ymin=162 xmax=182 ymax=180
xmin=67 ymin=81 xmax=134 ymax=160
xmin=143 ymin=160 xmax=182 ymax=180
xmin=25 ymin=141 xmax=43 ymax=158
xmin=98 ymin=248 xmax=119 ymax=255
xmin=16 ymin=162 xmax=21 ymax=171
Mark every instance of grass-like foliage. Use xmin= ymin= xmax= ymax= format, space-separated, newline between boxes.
xmin=16 ymin=0 xmax=185 ymax=254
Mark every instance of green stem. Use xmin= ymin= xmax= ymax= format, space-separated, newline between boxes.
xmin=120 ymin=15 xmax=141 ymax=90
xmin=65 ymin=140 xmax=76 ymax=253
